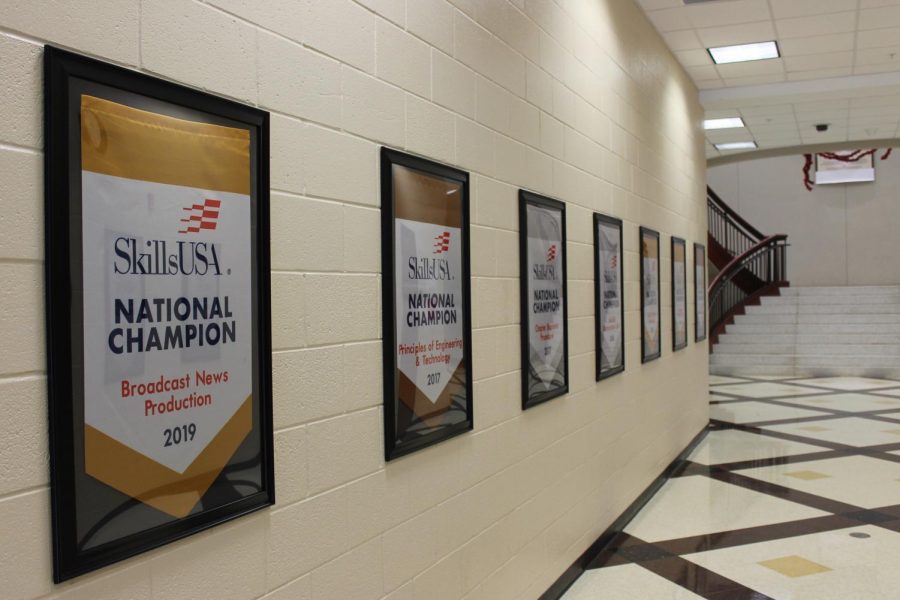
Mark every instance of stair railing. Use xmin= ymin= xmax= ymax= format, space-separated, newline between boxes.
xmin=708 ymin=234 xmax=789 ymax=344
xmin=707 ymin=186 xmax=764 ymax=257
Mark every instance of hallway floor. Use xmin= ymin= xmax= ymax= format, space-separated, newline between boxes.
xmin=562 ymin=375 xmax=900 ymax=599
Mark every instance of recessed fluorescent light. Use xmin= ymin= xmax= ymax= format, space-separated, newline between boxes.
xmin=708 ymin=41 xmax=779 ymax=65
xmin=715 ymin=141 xmax=757 ymax=151
xmin=704 ymin=117 xmax=745 ymax=130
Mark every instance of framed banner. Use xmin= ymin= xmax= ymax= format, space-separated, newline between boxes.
xmin=381 ymin=148 xmax=473 ymax=460
xmin=519 ymin=191 xmax=569 ymax=409
xmin=694 ymin=243 xmax=707 ymax=342
xmin=640 ymin=227 xmax=661 ymax=363
xmin=671 ymin=237 xmax=688 ymax=351
xmin=594 ymin=213 xmax=624 ymax=380
xmin=44 ymin=47 xmax=273 ymax=581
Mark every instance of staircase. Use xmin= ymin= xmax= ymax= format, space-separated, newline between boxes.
xmin=711 ymin=285 xmax=900 ymax=378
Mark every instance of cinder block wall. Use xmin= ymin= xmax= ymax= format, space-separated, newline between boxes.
xmin=0 ymin=1 xmax=708 ymax=598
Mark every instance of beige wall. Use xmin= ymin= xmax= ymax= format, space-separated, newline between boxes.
xmin=708 ymin=155 xmax=900 ymax=287
xmin=0 ymin=1 xmax=708 ymax=598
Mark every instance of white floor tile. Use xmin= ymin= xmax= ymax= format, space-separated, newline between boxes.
xmin=710 ymin=401 xmax=832 ymax=424
xmin=688 ymin=429 xmax=829 ymax=466
xmin=773 ymin=392 xmax=900 ymax=413
xmin=623 ymin=476 xmax=827 ymax=542
xmin=735 ymin=455 xmax=900 ymax=509
xmin=711 ymin=382 xmax=824 ymax=398
xmin=561 ymin=563 xmax=703 ymax=600
xmin=686 ymin=525 xmax=900 ymax=600
xmin=710 ymin=375 xmax=750 ymax=385
xmin=791 ymin=377 xmax=900 ymax=391
xmin=762 ymin=416 xmax=900 ymax=448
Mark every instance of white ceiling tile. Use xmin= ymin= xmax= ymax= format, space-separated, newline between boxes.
xmin=662 ymin=29 xmax=703 ymax=51
xmin=676 ymin=48 xmax=714 ymax=67
xmin=857 ymin=27 xmax=900 ymax=49
xmin=742 ymin=113 xmax=796 ymax=125
xmin=685 ymin=0 xmax=772 ymax=28
xmin=757 ymin=139 xmax=801 ymax=148
xmin=706 ymin=130 xmax=756 ymax=143
xmin=847 ymin=127 xmax=889 ymax=138
xmin=850 ymin=104 xmax=900 ymax=117
xmin=638 ymin=0 xmax=900 ymax=151
xmin=696 ymin=21 xmax=776 ymax=48
xmin=788 ymin=67 xmax=854 ymax=81
xmin=795 ymin=99 xmax=850 ymax=111
xmin=716 ymin=58 xmax=785 ymax=78
xmin=861 ymin=0 xmax=900 ymax=8
xmin=785 ymin=51 xmax=854 ymax=72
xmin=753 ymin=132 xmax=802 ymax=141
xmin=859 ymin=6 xmax=900 ymax=30
xmin=723 ymin=73 xmax=788 ymax=86
xmin=854 ymin=62 xmax=900 ymax=74
xmin=705 ymin=109 xmax=744 ymax=119
xmin=687 ymin=65 xmax=720 ymax=81
xmin=748 ymin=126 xmax=801 ymax=138
xmin=697 ymin=79 xmax=726 ymax=90
xmin=851 ymin=94 xmax=900 ymax=107
xmin=777 ymin=12 xmax=857 ymax=39
xmin=646 ymin=7 xmax=692 ymax=32
xmin=848 ymin=116 xmax=900 ymax=128
xmin=778 ymin=33 xmax=855 ymax=57
xmin=855 ymin=46 xmax=900 ymax=66
xmin=739 ymin=104 xmax=797 ymax=117
xmin=769 ymin=0 xmax=853 ymax=20
xmin=638 ymin=0 xmax=682 ymax=10
xmin=801 ymin=132 xmax=849 ymax=143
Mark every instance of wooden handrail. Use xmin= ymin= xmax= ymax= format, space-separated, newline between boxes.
xmin=707 ymin=186 xmax=765 ymax=241
xmin=709 ymin=234 xmax=788 ymax=293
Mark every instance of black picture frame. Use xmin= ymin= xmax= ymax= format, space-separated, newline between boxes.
xmin=593 ymin=213 xmax=625 ymax=381
xmin=44 ymin=46 xmax=274 ymax=582
xmin=380 ymin=148 xmax=473 ymax=460
xmin=639 ymin=227 xmax=662 ymax=363
xmin=671 ymin=236 xmax=688 ymax=352
xmin=694 ymin=243 xmax=708 ymax=342
xmin=519 ymin=190 xmax=569 ymax=409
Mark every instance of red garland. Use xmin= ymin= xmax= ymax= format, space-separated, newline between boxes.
xmin=802 ymin=148 xmax=893 ymax=191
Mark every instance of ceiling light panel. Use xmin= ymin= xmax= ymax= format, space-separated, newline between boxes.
xmin=708 ymin=41 xmax=780 ymax=64
xmin=714 ymin=141 xmax=758 ymax=150
xmin=703 ymin=117 xmax=745 ymax=129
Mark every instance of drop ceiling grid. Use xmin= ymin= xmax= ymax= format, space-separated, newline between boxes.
xmin=638 ymin=0 xmax=900 ymax=155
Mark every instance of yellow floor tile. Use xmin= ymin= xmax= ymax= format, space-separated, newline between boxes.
xmin=758 ymin=555 xmax=832 ymax=578
xmin=784 ymin=470 xmax=831 ymax=481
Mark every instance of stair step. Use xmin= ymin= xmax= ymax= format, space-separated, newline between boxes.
xmin=780 ymin=286 xmax=900 ymax=296
xmin=719 ymin=333 xmax=900 ymax=345
xmin=710 ymin=365 xmax=796 ymax=377
xmin=710 ymin=364 xmax=900 ymax=378
xmin=711 ymin=354 xmax=900 ymax=368
xmin=727 ymin=323 xmax=900 ymax=334
xmin=710 ymin=354 xmax=793 ymax=366
xmin=746 ymin=304 xmax=900 ymax=315
xmin=735 ymin=313 xmax=900 ymax=324
xmin=761 ymin=294 xmax=900 ymax=305
xmin=715 ymin=344 xmax=795 ymax=355
xmin=715 ymin=343 xmax=900 ymax=357
xmin=714 ymin=286 xmax=900 ymax=377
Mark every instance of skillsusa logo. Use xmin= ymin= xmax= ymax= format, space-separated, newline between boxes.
xmin=546 ymin=244 xmax=557 ymax=262
xmin=179 ymin=198 xmax=222 ymax=234
xmin=433 ymin=231 xmax=451 ymax=254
